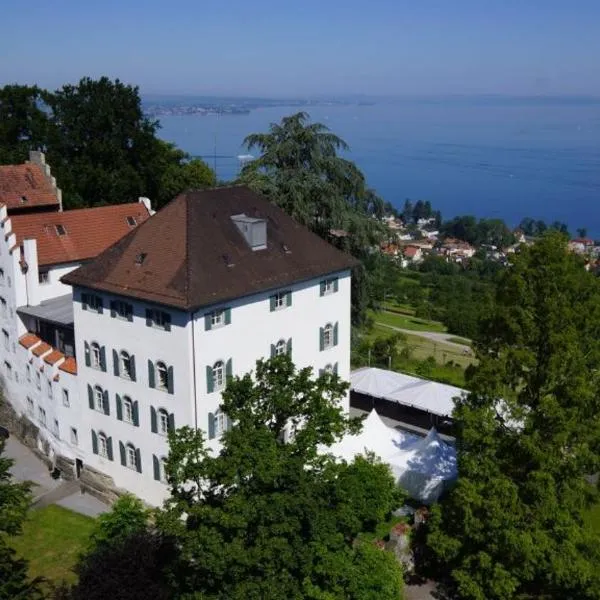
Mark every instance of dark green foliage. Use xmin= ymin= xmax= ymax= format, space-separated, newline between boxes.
xmin=157 ymin=355 xmax=403 ymax=599
xmin=426 ymin=232 xmax=600 ymax=599
xmin=519 ymin=217 xmax=571 ymax=238
xmin=441 ymin=215 xmax=515 ymax=248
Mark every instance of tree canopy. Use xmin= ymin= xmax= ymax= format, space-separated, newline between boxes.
xmin=426 ymin=232 xmax=600 ymax=599
xmin=156 ymin=355 xmax=404 ymax=599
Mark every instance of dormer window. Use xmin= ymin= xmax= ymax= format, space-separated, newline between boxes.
xmin=127 ymin=216 xmax=137 ymax=227
xmin=55 ymin=224 xmax=66 ymax=236
xmin=135 ymin=253 xmax=147 ymax=266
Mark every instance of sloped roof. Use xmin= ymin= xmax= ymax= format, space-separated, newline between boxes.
xmin=62 ymin=186 xmax=358 ymax=311
xmin=10 ymin=202 xmax=151 ymax=266
xmin=19 ymin=333 xmax=41 ymax=349
xmin=32 ymin=342 xmax=52 ymax=357
xmin=59 ymin=357 xmax=77 ymax=375
xmin=0 ymin=163 xmax=59 ymax=210
xmin=44 ymin=350 xmax=64 ymax=365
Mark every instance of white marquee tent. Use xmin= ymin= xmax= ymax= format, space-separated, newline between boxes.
xmin=324 ymin=409 xmax=457 ymax=503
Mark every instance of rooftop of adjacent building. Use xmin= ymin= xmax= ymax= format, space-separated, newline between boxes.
xmin=62 ymin=186 xmax=358 ymax=311
xmin=18 ymin=332 xmax=77 ymax=376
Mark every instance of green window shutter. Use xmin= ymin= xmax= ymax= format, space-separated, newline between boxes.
xmin=82 ymin=293 xmax=89 ymax=311
xmin=119 ymin=441 xmax=126 ymax=466
xmin=333 ymin=362 xmax=339 ymax=375
xmin=168 ymin=412 xmax=175 ymax=432
xmin=319 ymin=280 xmax=326 ymax=296
xmin=100 ymin=346 xmax=106 ymax=372
xmin=116 ymin=394 xmax=123 ymax=421
xmin=319 ymin=327 xmax=325 ymax=351
xmin=133 ymin=401 xmax=139 ymax=427
xmin=87 ymin=384 xmax=93 ymax=409
xmin=151 ymin=406 xmax=157 ymax=433
xmin=97 ymin=297 xmax=104 ymax=314
xmin=269 ymin=295 xmax=276 ymax=312
xmin=286 ymin=291 xmax=292 ymax=307
xmin=127 ymin=304 xmax=133 ymax=322
xmin=113 ymin=349 xmax=119 ymax=376
xmin=107 ymin=437 xmax=114 ymax=461
xmin=167 ymin=366 xmax=174 ymax=395
xmin=145 ymin=309 xmax=152 ymax=327
xmin=270 ymin=344 xmax=276 ymax=358
xmin=333 ymin=322 xmax=339 ymax=346
xmin=153 ymin=455 xmax=160 ymax=481
xmin=135 ymin=448 xmax=142 ymax=473
xmin=91 ymin=429 xmax=98 ymax=454
xmin=84 ymin=341 xmax=90 ymax=367
xmin=110 ymin=301 xmax=116 ymax=318
xmin=129 ymin=356 xmax=136 ymax=382
xmin=103 ymin=390 xmax=110 ymax=416
xmin=148 ymin=360 xmax=155 ymax=388
xmin=204 ymin=313 xmax=212 ymax=331
xmin=225 ymin=308 xmax=231 ymax=325
xmin=164 ymin=313 xmax=171 ymax=331
xmin=208 ymin=412 xmax=216 ymax=439
xmin=333 ymin=278 xmax=339 ymax=293
xmin=319 ymin=368 xmax=324 ymax=377
xmin=206 ymin=366 xmax=214 ymax=393
xmin=287 ymin=338 xmax=292 ymax=356
xmin=226 ymin=358 xmax=232 ymax=381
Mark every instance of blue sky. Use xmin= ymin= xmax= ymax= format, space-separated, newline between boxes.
xmin=2 ymin=0 xmax=599 ymax=97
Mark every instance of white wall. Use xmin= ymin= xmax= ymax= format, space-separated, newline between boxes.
xmin=37 ymin=263 xmax=81 ymax=303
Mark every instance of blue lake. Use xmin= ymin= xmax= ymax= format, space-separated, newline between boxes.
xmin=156 ymin=98 xmax=600 ymax=236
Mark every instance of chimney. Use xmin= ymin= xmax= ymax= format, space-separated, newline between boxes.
xmin=231 ymin=214 xmax=267 ymax=251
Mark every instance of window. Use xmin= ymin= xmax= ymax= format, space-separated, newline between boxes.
xmin=26 ymin=365 xmax=31 ymax=382
xmin=324 ymin=363 xmax=334 ymax=374
xmin=204 ymin=308 xmax=230 ymax=331
xmin=120 ymin=351 xmax=132 ymax=379
xmin=47 ymin=378 xmax=52 ymax=399
xmin=111 ymin=300 xmax=133 ymax=321
xmin=2 ymin=329 xmax=8 ymax=350
xmin=211 ymin=309 xmax=224 ymax=327
xmin=320 ymin=322 xmax=338 ymax=351
xmin=98 ymin=433 xmax=108 ymax=458
xmin=208 ymin=409 xmax=229 ymax=439
xmin=0 ymin=297 xmax=6 ymax=317
xmin=216 ymin=410 xmax=227 ymax=436
xmin=70 ymin=427 xmax=78 ymax=446
xmin=212 ymin=360 xmax=224 ymax=391
xmin=0 ymin=269 xmax=4 ymax=284
xmin=55 ymin=224 xmax=66 ymax=236
xmin=90 ymin=342 xmax=101 ymax=369
xmin=126 ymin=216 xmax=137 ymax=227
xmin=62 ymin=388 xmax=69 ymax=407
xmin=271 ymin=290 xmax=291 ymax=311
xmin=275 ymin=339 xmax=287 ymax=356
xmin=159 ymin=457 xmax=167 ymax=483
xmin=4 ymin=361 xmax=11 ymax=380
xmin=158 ymin=408 xmax=169 ymax=435
xmin=84 ymin=294 xmax=103 ymax=313
xmin=320 ymin=277 xmax=339 ymax=296
xmin=36 ymin=371 xmax=41 ymax=389
xmin=26 ymin=396 xmax=33 ymax=415
xmin=123 ymin=396 xmax=133 ymax=423
xmin=94 ymin=385 xmax=104 ymax=412
xmin=126 ymin=443 xmax=137 ymax=470
xmin=156 ymin=361 xmax=168 ymax=390
xmin=146 ymin=308 xmax=171 ymax=331
xmin=38 ymin=406 xmax=46 ymax=426
xmin=38 ymin=270 xmax=50 ymax=285
xmin=53 ymin=419 xmax=59 ymax=437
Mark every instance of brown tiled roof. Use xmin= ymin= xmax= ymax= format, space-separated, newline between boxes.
xmin=0 ymin=164 xmax=59 ymax=210
xmin=19 ymin=333 xmax=41 ymax=349
xmin=32 ymin=342 xmax=52 ymax=357
xmin=62 ymin=186 xmax=359 ymax=310
xmin=10 ymin=203 xmax=151 ymax=266
xmin=59 ymin=357 xmax=77 ymax=375
xmin=44 ymin=350 xmax=64 ymax=365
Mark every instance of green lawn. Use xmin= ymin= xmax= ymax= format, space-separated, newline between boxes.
xmin=370 ymin=309 xmax=447 ymax=333
xmin=10 ymin=505 xmax=95 ymax=585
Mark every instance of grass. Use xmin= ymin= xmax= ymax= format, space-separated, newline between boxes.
xmin=369 ymin=309 xmax=447 ymax=333
xmin=10 ymin=505 xmax=95 ymax=585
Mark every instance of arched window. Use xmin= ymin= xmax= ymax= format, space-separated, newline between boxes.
xmin=212 ymin=360 xmax=224 ymax=390
xmin=324 ymin=363 xmax=333 ymax=374
xmin=156 ymin=361 xmax=168 ymax=390
xmin=323 ymin=324 xmax=333 ymax=349
xmin=159 ymin=457 xmax=168 ymax=483
xmin=120 ymin=351 xmax=131 ymax=379
xmin=158 ymin=408 xmax=169 ymax=435
xmin=123 ymin=396 xmax=133 ymax=423
xmin=94 ymin=385 xmax=104 ymax=412
xmin=275 ymin=339 xmax=287 ymax=356
xmin=126 ymin=443 xmax=137 ymax=469
xmin=91 ymin=342 xmax=101 ymax=369
xmin=98 ymin=432 xmax=108 ymax=458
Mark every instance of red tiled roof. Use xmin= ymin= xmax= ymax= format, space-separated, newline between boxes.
xmin=59 ymin=357 xmax=77 ymax=375
xmin=10 ymin=202 xmax=151 ymax=266
xmin=19 ymin=333 xmax=41 ymax=349
xmin=404 ymin=246 xmax=420 ymax=258
xmin=0 ymin=164 xmax=59 ymax=210
xmin=32 ymin=342 xmax=52 ymax=357
xmin=44 ymin=350 xmax=64 ymax=365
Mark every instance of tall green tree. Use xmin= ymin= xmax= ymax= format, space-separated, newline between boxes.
xmin=157 ymin=355 xmax=403 ymax=600
xmin=426 ymin=232 xmax=600 ymax=600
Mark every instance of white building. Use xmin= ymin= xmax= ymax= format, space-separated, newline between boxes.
xmin=0 ymin=178 xmax=356 ymax=506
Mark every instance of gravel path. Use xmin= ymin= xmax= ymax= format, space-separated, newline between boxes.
xmin=376 ymin=323 xmax=472 ymax=353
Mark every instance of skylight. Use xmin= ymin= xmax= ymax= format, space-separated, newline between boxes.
xmin=135 ymin=252 xmax=147 ymax=266
xmin=55 ymin=224 xmax=66 ymax=236
xmin=127 ymin=216 xmax=137 ymax=227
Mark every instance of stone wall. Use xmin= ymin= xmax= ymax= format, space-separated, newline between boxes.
xmin=79 ymin=464 xmax=125 ymax=505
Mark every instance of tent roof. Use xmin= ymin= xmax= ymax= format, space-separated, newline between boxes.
xmin=350 ymin=367 xmax=466 ymax=418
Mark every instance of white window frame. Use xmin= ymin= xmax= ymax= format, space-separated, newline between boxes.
xmin=91 ymin=343 xmax=101 ymax=369
xmin=62 ymin=388 xmax=69 ymax=407
xmin=39 ymin=270 xmax=50 ymax=285
xmin=70 ymin=427 xmax=78 ymax=446
xmin=216 ymin=410 xmax=227 ymax=436
xmin=212 ymin=360 xmax=224 ymax=391
xmin=323 ymin=279 xmax=335 ymax=295
xmin=324 ymin=363 xmax=334 ymax=374
xmin=114 ymin=300 xmax=132 ymax=320
xmin=274 ymin=291 xmax=286 ymax=310
xmin=211 ymin=309 xmax=225 ymax=328
xmin=158 ymin=408 xmax=169 ymax=436
xmin=98 ymin=433 xmax=108 ymax=458
xmin=156 ymin=361 xmax=168 ymax=391
xmin=149 ymin=309 xmax=169 ymax=329
xmin=120 ymin=350 xmax=132 ymax=379
xmin=94 ymin=385 xmax=104 ymax=412
xmin=159 ymin=457 xmax=168 ymax=483
xmin=123 ymin=396 xmax=133 ymax=423
xmin=126 ymin=444 xmax=137 ymax=470
xmin=275 ymin=339 xmax=287 ymax=356
xmin=88 ymin=295 xmax=102 ymax=312
xmin=323 ymin=324 xmax=334 ymax=349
